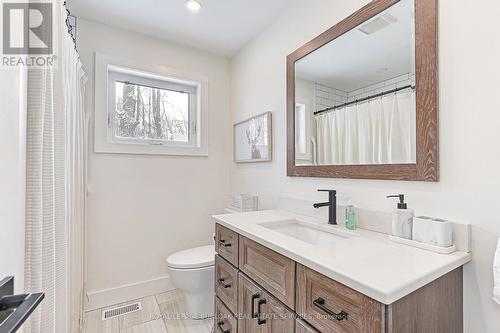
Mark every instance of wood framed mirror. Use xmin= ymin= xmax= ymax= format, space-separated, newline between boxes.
xmin=287 ymin=0 xmax=438 ymax=181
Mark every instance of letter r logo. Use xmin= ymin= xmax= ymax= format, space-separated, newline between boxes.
xmin=2 ymin=2 xmax=53 ymax=55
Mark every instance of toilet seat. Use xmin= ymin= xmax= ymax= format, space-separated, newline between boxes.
xmin=166 ymin=245 xmax=214 ymax=269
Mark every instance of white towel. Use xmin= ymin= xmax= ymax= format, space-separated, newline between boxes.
xmin=494 ymin=238 xmax=500 ymax=304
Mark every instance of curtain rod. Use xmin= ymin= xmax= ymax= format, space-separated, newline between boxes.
xmin=313 ymin=84 xmax=415 ymax=116
xmin=119 ymin=80 xmax=188 ymax=95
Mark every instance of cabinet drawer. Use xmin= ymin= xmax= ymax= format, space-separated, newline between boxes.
xmin=238 ymin=273 xmax=295 ymax=333
xmin=296 ymin=319 xmax=319 ymax=333
xmin=215 ymin=224 xmax=239 ymax=266
xmin=215 ymin=296 xmax=237 ymax=333
xmin=215 ymin=255 xmax=238 ymax=314
xmin=238 ymin=236 xmax=296 ymax=309
xmin=296 ymin=264 xmax=382 ymax=333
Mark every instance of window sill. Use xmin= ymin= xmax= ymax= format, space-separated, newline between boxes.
xmin=95 ymin=141 xmax=208 ymax=156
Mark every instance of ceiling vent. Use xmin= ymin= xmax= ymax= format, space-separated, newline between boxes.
xmin=102 ymin=302 xmax=142 ymax=320
xmin=358 ymin=13 xmax=398 ymax=35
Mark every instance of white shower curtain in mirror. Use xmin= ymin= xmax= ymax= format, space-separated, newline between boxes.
xmin=316 ymin=89 xmax=416 ymax=165
xmin=24 ymin=1 xmax=87 ymax=333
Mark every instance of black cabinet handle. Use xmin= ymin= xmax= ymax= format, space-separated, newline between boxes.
xmin=312 ymin=297 xmax=348 ymax=321
xmin=217 ymin=278 xmax=231 ymax=289
xmin=251 ymin=293 xmax=260 ymax=318
xmin=218 ymin=239 xmax=231 ymax=247
xmin=217 ymin=320 xmax=231 ymax=333
xmin=257 ymin=299 xmax=267 ymax=325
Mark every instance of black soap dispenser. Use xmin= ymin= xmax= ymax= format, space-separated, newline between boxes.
xmin=387 ymin=194 xmax=414 ymax=239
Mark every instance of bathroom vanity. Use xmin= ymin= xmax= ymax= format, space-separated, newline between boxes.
xmin=213 ymin=210 xmax=471 ymax=333
xmin=213 ymin=0 xmax=466 ymax=330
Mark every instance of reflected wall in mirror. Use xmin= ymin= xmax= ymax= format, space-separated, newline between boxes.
xmin=287 ymin=0 xmax=438 ymax=181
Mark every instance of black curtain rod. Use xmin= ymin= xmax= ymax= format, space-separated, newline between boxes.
xmin=313 ymin=84 xmax=415 ymax=116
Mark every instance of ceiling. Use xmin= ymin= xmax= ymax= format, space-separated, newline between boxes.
xmin=68 ymin=0 xmax=298 ymax=56
xmin=295 ymin=0 xmax=415 ymax=92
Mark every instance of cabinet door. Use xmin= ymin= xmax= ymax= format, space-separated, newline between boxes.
xmin=238 ymin=273 xmax=294 ymax=333
xmin=239 ymin=236 xmax=295 ymax=309
xmin=296 ymin=319 xmax=319 ymax=333
xmin=260 ymin=293 xmax=295 ymax=333
xmin=238 ymin=273 xmax=265 ymax=333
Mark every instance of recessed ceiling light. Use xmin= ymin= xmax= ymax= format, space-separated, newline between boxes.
xmin=186 ymin=0 xmax=201 ymax=13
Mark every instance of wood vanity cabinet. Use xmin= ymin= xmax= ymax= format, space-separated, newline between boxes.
xmin=296 ymin=319 xmax=319 ymax=333
xmin=296 ymin=264 xmax=382 ymax=332
xmin=239 ymin=236 xmax=296 ymax=309
xmin=215 ymin=296 xmax=238 ymax=333
xmin=215 ymin=254 xmax=239 ymax=314
xmin=216 ymin=224 xmax=239 ymax=266
xmin=214 ymin=223 xmax=464 ymax=333
xmin=238 ymin=273 xmax=295 ymax=333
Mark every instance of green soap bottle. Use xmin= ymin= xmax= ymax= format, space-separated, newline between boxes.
xmin=345 ymin=200 xmax=356 ymax=230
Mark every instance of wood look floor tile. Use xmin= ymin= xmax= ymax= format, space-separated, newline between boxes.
xmin=84 ymin=307 xmax=120 ymax=333
xmin=84 ymin=290 xmax=212 ymax=333
xmin=155 ymin=289 xmax=183 ymax=305
xmin=156 ymin=290 xmax=213 ymax=333
xmin=120 ymin=319 xmax=167 ymax=333
xmin=118 ymin=296 xmax=161 ymax=330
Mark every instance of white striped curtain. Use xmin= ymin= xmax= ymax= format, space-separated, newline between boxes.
xmin=315 ymin=89 xmax=416 ymax=165
xmin=24 ymin=1 xmax=87 ymax=332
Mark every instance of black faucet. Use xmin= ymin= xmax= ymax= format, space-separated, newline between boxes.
xmin=313 ymin=189 xmax=337 ymax=225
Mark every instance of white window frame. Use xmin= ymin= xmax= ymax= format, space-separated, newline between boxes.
xmin=94 ymin=53 xmax=208 ymax=156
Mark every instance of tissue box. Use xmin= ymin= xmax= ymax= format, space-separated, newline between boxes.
xmin=412 ymin=216 xmax=453 ymax=247
xmin=229 ymin=194 xmax=258 ymax=212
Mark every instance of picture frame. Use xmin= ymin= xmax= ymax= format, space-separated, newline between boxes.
xmin=233 ymin=112 xmax=272 ymax=163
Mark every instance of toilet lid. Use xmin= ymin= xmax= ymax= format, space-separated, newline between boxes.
xmin=166 ymin=245 xmax=215 ymax=269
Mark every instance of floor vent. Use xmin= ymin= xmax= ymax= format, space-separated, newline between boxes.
xmin=102 ymin=302 xmax=142 ymax=320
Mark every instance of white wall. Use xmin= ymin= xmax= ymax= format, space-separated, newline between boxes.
xmin=230 ymin=0 xmax=500 ymax=331
xmin=77 ymin=19 xmax=231 ymax=309
xmin=0 ymin=67 xmax=26 ymax=293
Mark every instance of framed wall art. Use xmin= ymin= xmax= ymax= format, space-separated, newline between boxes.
xmin=234 ymin=112 xmax=272 ymax=163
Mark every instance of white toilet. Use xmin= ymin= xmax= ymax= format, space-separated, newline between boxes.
xmin=166 ymin=245 xmax=214 ymax=319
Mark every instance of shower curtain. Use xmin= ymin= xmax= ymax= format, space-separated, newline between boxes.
xmin=315 ymin=89 xmax=416 ymax=165
xmin=24 ymin=1 xmax=87 ymax=332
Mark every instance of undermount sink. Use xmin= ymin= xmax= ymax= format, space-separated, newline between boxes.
xmin=259 ymin=219 xmax=351 ymax=245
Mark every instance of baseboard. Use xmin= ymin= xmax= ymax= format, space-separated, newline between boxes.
xmin=85 ymin=275 xmax=175 ymax=311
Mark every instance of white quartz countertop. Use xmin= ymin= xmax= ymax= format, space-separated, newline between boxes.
xmin=213 ymin=209 xmax=472 ymax=305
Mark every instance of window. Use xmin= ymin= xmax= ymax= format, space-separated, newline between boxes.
xmin=108 ymin=70 xmax=197 ymax=146
xmin=295 ymin=103 xmax=307 ymax=154
xmin=94 ymin=53 xmax=208 ymax=156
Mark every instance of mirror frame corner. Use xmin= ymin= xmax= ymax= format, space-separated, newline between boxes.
xmin=286 ymin=0 xmax=438 ymax=182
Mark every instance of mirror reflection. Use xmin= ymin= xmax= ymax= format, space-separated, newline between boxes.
xmin=295 ymin=0 xmax=416 ymax=166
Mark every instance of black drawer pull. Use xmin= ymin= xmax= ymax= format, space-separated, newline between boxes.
xmin=218 ymin=239 xmax=232 ymax=247
xmin=257 ymin=299 xmax=267 ymax=325
xmin=313 ymin=297 xmax=348 ymax=321
xmin=251 ymin=293 xmax=260 ymax=318
xmin=217 ymin=320 xmax=231 ymax=333
xmin=217 ymin=278 xmax=231 ymax=289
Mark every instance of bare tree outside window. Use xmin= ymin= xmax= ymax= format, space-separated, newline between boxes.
xmin=114 ymin=81 xmax=189 ymax=142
